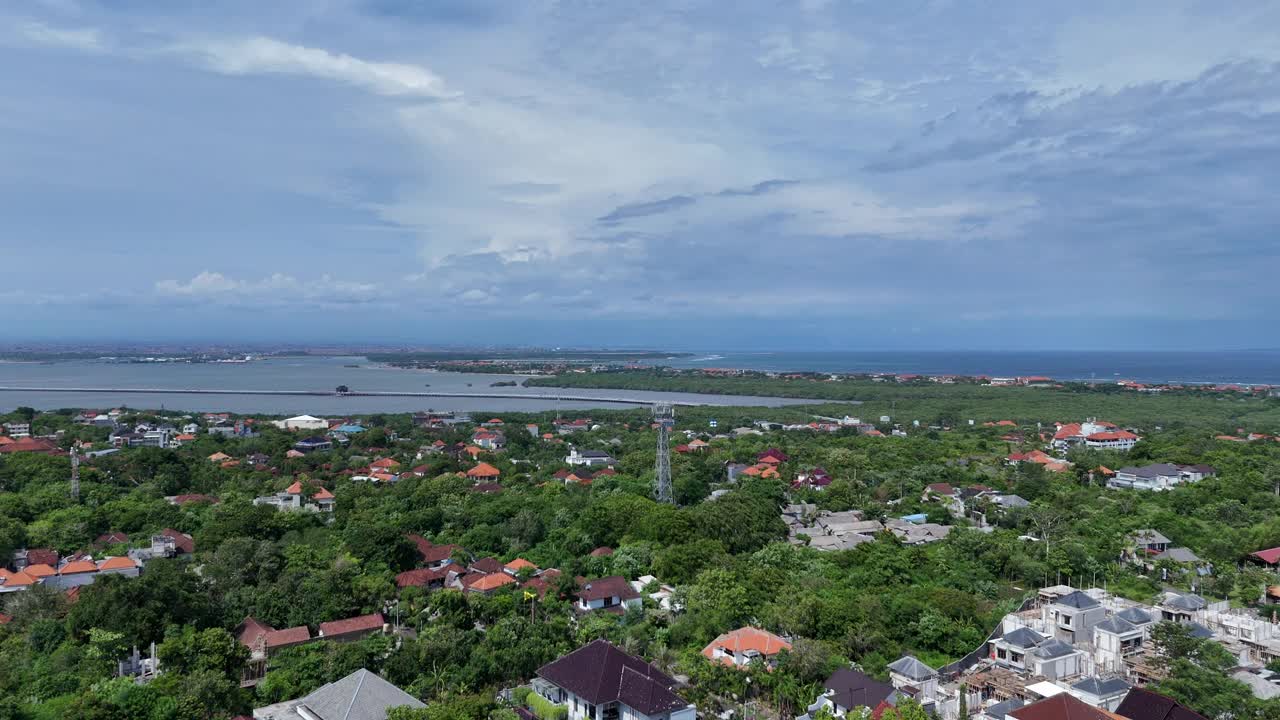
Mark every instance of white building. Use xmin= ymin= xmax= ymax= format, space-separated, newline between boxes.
xmin=272 ymin=415 xmax=329 ymax=431
xmin=566 ymin=448 xmax=616 ymax=467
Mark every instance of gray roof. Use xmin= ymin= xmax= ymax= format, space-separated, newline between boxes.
xmin=1131 ymin=529 xmax=1171 ymax=545
xmin=1156 ymin=547 xmax=1201 ymax=563
xmin=992 ymin=494 xmax=1030 ymax=508
xmin=1054 ymin=590 xmax=1100 ymax=609
xmin=1095 ymin=617 xmax=1139 ymax=635
xmin=1163 ymin=593 xmax=1207 ymax=611
xmin=984 ymin=698 xmax=1025 ymax=717
xmin=1187 ymin=622 xmax=1214 ymax=639
xmin=886 ymin=655 xmax=936 ymax=681
xmin=1118 ymin=463 xmax=1184 ymax=478
xmin=1117 ymin=607 xmax=1154 ymax=625
xmin=1033 ymin=639 xmax=1079 ymax=659
xmin=270 ymin=669 xmax=423 ymax=720
xmin=1072 ymin=677 xmax=1131 ymax=697
xmin=1000 ymin=627 xmax=1046 ymax=649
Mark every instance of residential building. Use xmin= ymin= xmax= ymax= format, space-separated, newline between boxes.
xmin=472 ymin=430 xmax=506 ymax=450
xmin=886 ymin=656 xmax=939 ymax=703
xmin=272 ymin=415 xmax=329 ymax=431
xmin=292 ymin=437 xmax=332 ymax=453
xmin=574 ymin=576 xmax=642 ymax=614
xmin=566 ymin=448 xmax=616 ymax=467
xmin=801 ymin=668 xmax=897 ymax=718
xmin=532 ymin=639 xmax=695 ymax=720
xmin=252 ymin=668 xmax=423 ymax=720
xmin=1007 ymin=693 xmax=1118 ymax=720
xmin=318 ymin=612 xmax=385 ymax=642
xmin=701 ymin=627 xmax=792 ymax=669
xmin=1109 ymin=464 xmax=1215 ymax=491
xmin=1093 ymin=617 xmax=1147 ymax=674
xmin=1070 ymin=677 xmax=1131 ymax=712
xmin=991 ymin=627 xmax=1048 ymax=672
xmin=1047 ymin=590 xmax=1107 ymax=644
xmin=1114 ymin=687 xmax=1208 ymax=720
xmin=253 ymin=481 xmax=335 ymax=514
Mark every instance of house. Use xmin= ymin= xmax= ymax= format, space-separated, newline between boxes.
xmin=318 ymin=612 xmax=385 ymax=642
xmin=1113 ymin=687 xmax=1208 ymax=720
xmin=1109 ymin=464 xmax=1213 ymax=492
xmin=407 ymin=535 xmax=460 ymax=568
xmin=1070 ymin=677 xmax=1131 ymax=712
xmin=504 ymin=558 xmax=538 ymax=576
xmin=1085 ymin=431 xmax=1140 ymax=451
xmin=1129 ymin=530 xmax=1171 ymax=557
xmin=472 ymin=430 xmax=507 ymax=450
xmin=803 ymin=668 xmax=896 ymax=717
xmin=1007 ymin=693 xmax=1120 ymax=720
xmin=792 ymin=467 xmax=832 ymax=490
xmin=1249 ymin=546 xmax=1280 ymax=568
xmin=1158 ymin=592 xmax=1205 ymax=623
xmin=395 ymin=566 xmax=451 ymax=590
xmin=272 ymin=415 xmax=329 ymax=431
xmin=254 ymin=481 xmax=335 ymax=514
xmin=566 ymin=448 xmax=616 ymax=467
xmin=1093 ymin=616 xmax=1147 ymax=673
xmin=293 ymin=437 xmax=332 ymax=453
xmin=96 ymin=556 xmax=140 ymax=577
xmin=886 ymin=656 xmax=938 ymax=702
xmin=251 ymin=668 xmax=423 ymax=720
xmin=555 ymin=418 xmax=593 ymax=435
xmin=95 ymin=531 xmax=130 ymax=547
xmin=532 ymin=639 xmax=694 ymax=720
xmin=160 ymin=528 xmax=195 ymax=555
xmin=991 ymin=627 xmax=1048 ymax=672
xmin=1047 ymin=590 xmax=1106 ymax=644
xmin=464 ymin=572 xmax=517 ymax=595
xmin=574 ymin=576 xmax=642 ymax=614
xmin=1049 ymin=417 xmax=1131 ymax=445
xmin=331 ymin=424 xmax=367 ymax=436
xmin=701 ymin=627 xmax=791 ymax=669
xmin=467 ymin=462 xmax=501 ymax=479
xmin=208 ymin=452 xmax=233 ymax=463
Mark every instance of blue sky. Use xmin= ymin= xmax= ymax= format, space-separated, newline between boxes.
xmin=2 ymin=0 xmax=1278 ymax=350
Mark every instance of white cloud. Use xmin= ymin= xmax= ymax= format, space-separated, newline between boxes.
xmin=176 ymin=36 xmax=456 ymax=98
xmin=14 ymin=21 xmax=103 ymax=52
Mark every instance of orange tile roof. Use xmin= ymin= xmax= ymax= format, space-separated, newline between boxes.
xmin=370 ymin=458 xmax=401 ymax=469
xmin=59 ymin=560 xmax=98 ymax=575
xmin=467 ymin=462 xmax=501 ymax=478
xmin=702 ymin=627 xmax=792 ymax=665
xmin=467 ymin=573 xmax=517 ymax=592
xmin=97 ymin=556 xmax=137 ymax=571
xmin=3 ymin=571 xmax=36 ymax=587
xmin=505 ymin=558 xmax=537 ymax=572
xmin=208 ymin=452 xmax=232 ymax=461
xmin=23 ymin=563 xmax=56 ymax=578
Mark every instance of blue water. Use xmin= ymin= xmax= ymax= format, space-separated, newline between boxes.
xmin=656 ymin=350 xmax=1280 ymax=385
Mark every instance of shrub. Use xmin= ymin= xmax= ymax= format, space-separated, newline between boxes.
xmin=527 ymin=692 xmax=568 ymax=720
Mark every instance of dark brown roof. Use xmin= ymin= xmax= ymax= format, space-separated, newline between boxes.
xmin=236 ymin=616 xmax=274 ymax=648
xmin=395 ymin=567 xmax=449 ymax=588
xmin=536 ymin=639 xmax=687 ymax=715
xmin=25 ymin=548 xmax=60 ymax=566
xmin=576 ymin=576 xmax=641 ymax=603
xmin=408 ymin=534 xmax=460 ymax=564
xmin=823 ymin=669 xmax=895 ymax=711
xmin=161 ymin=528 xmax=195 ymax=554
xmin=1114 ymin=688 xmax=1207 ymax=720
xmin=589 ymin=546 xmax=614 ymax=557
xmin=95 ymin=531 xmax=130 ymax=546
xmin=1010 ymin=694 xmax=1119 ymax=720
xmin=319 ymin=612 xmax=384 ymax=638
xmin=469 ymin=557 xmax=504 ymax=574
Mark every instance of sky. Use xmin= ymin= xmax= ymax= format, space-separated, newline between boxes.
xmin=1 ymin=0 xmax=1279 ymax=351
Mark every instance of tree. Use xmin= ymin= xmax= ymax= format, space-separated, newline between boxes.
xmin=158 ymin=626 xmax=249 ymax=678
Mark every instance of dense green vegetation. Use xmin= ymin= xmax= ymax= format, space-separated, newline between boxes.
xmin=2 ymin=398 xmax=1279 ymax=719
xmin=527 ymin=369 xmax=1280 ymax=430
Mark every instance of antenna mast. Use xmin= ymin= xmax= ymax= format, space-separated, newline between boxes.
xmin=70 ymin=450 xmax=80 ymax=501
xmin=653 ymin=403 xmax=674 ymax=504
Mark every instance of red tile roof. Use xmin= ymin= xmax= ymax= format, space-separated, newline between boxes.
xmin=96 ymin=531 xmax=130 ymax=545
xmin=590 ymin=547 xmax=614 ymax=557
xmin=1251 ymin=547 xmax=1280 ymax=565
xmin=0 ymin=438 xmax=61 ymax=455
xmin=1010 ymin=694 xmax=1122 ymax=720
xmin=1087 ymin=431 xmax=1138 ymax=441
xmin=396 ymin=567 xmax=450 ymax=588
xmin=264 ymin=626 xmax=311 ymax=648
xmin=0 ymin=612 xmax=11 ymax=625
xmin=25 ymin=548 xmax=60 ymax=566
xmin=236 ymin=616 xmax=274 ymax=648
xmin=319 ymin=612 xmax=384 ymax=638
xmin=171 ymin=494 xmax=219 ymax=505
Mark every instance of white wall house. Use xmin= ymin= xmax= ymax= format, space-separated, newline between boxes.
xmin=535 ymin=640 xmax=695 ymax=720
xmin=566 ymin=448 xmax=616 ymax=467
